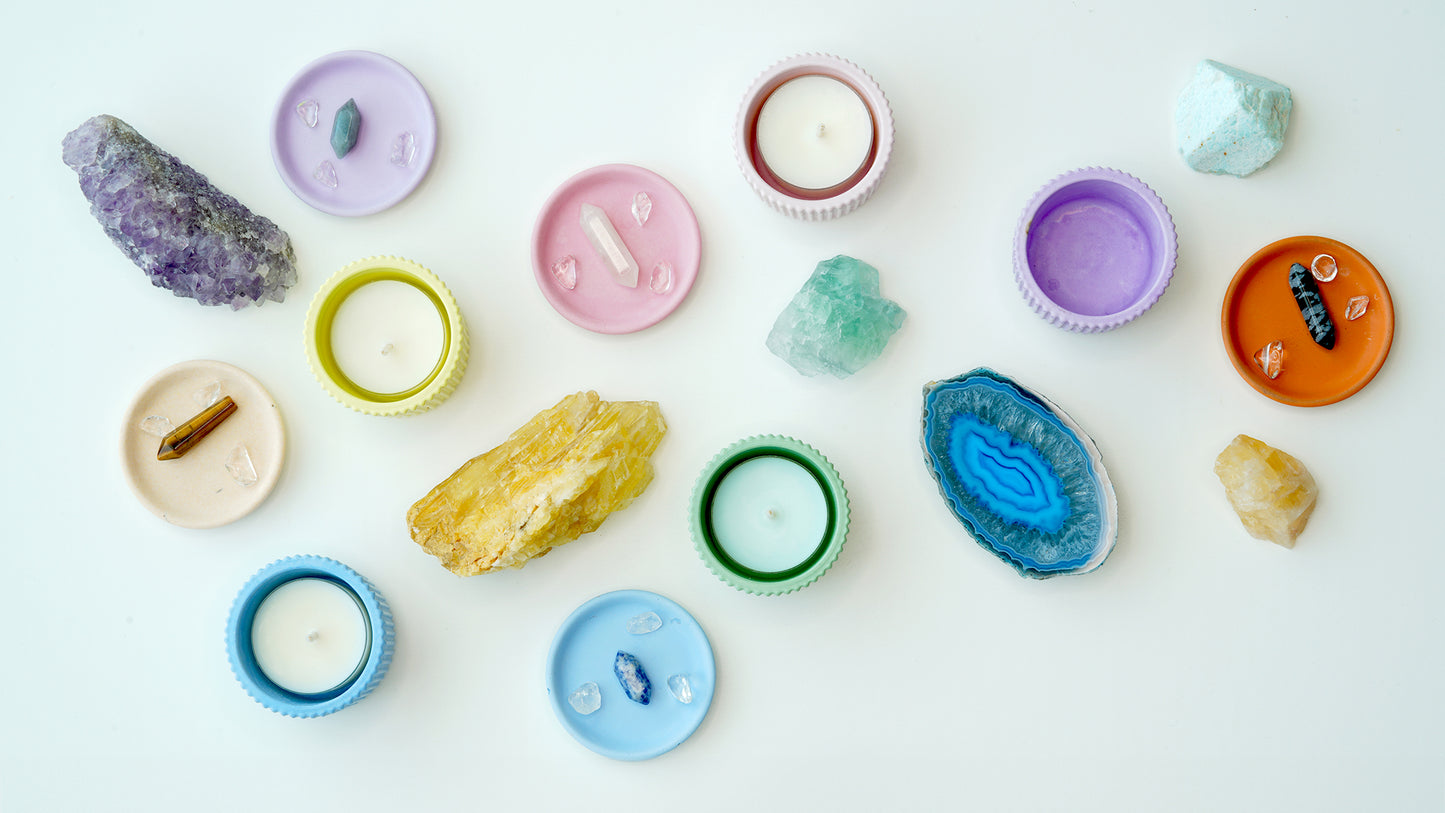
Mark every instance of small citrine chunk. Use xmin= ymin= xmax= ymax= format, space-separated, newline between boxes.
xmin=407 ymin=391 xmax=666 ymax=575
xmin=1213 ymin=434 xmax=1318 ymax=548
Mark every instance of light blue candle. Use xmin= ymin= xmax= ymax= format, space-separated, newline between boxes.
xmin=708 ymin=456 xmax=829 ymax=572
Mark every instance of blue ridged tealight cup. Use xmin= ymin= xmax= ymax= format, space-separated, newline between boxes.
xmin=226 ymin=555 xmax=394 ymax=718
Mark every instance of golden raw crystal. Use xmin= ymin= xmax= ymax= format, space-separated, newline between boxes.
xmin=407 ymin=391 xmax=667 ymax=575
xmin=1213 ymin=434 xmax=1318 ymax=548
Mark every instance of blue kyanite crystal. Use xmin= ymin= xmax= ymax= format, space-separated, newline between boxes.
xmin=330 ymin=98 xmax=361 ymax=159
xmin=61 ymin=115 xmax=298 ymax=309
xmin=766 ymin=255 xmax=906 ymax=378
xmin=921 ymin=369 xmax=1116 ymax=579
xmin=613 ymin=651 xmax=651 ymax=705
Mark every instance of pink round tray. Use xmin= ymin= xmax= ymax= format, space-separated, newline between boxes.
xmin=531 ymin=164 xmax=701 ymax=334
xmin=271 ymin=51 xmax=437 ymax=217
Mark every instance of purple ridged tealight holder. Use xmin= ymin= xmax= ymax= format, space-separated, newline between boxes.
xmin=734 ymin=54 xmax=894 ymax=221
xmin=1014 ymin=167 xmax=1177 ymax=332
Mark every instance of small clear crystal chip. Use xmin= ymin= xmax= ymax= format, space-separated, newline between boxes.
xmin=1311 ymin=253 xmax=1338 ymax=283
xmin=551 ymin=255 xmax=577 ymax=290
xmin=568 ymin=682 xmax=601 ymax=715
xmin=1345 ymin=295 xmax=1369 ymax=321
xmin=632 ymin=192 xmax=652 ymax=226
xmin=626 ymin=611 xmax=662 ymax=634
xmin=667 ymin=674 xmax=693 ymax=704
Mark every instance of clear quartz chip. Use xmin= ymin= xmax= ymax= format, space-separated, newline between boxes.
xmin=1345 ymin=295 xmax=1370 ymax=321
xmin=568 ymin=682 xmax=601 ymax=714
xmin=313 ymin=161 xmax=338 ymax=189
xmin=193 ymin=380 xmax=222 ymax=408
xmin=632 ymin=192 xmax=652 ymax=226
xmin=390 ymin=131 xmax=416 ymax=168
xmin=1254 ymin=340 xmax=1284 ymax=380
xmin=667 ymin=674 xmax=693 ymax=704
xmin=626 ymin=611 xmax=662 ymax=634
xmin=1311 ymin=253 xmax=1338 ymax=283
xmin=140 ymin=415 xmax=174 ymax=438
xmin=551 ymin=255 xmax=577 ymax=290
xmin=579 ymin=203 xmax=639 ymax=288
xmin=225 ymin=444 xmax=258 ymax=487
xmin=296 ymin=99 xmax=320 ymax=128
xmin=649 ymin=260 xmax=674 ymax=295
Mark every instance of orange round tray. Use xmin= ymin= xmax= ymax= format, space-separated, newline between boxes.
xmin=1222 ymin=236 xmax=1394 ymax=407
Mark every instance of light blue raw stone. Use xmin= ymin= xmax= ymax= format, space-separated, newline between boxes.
xmin=765 ymin=255 xmax=906 ymax=378
xmin=1174 ymin=59 xmax=1292 ymax=178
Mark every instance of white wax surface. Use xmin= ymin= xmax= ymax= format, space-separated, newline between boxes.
xmin=708 ymin=456 xmax=829 ymax=572
xmin=250 ymin=578 xmax=369 ymax=695
xmin=330 ymin=280 xmax=445 ymax=394
xmin=755 ymin=75 xmax=874 ymax=190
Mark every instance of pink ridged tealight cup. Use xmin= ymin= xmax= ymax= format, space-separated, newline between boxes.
xmin=734 ymin=54 xmax=894 ymax=221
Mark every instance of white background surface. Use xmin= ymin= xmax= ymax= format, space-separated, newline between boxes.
xmin=2 ymin=1 xmax=1441 ymax=810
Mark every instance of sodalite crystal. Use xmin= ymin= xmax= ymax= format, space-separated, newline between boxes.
xmin=62 ymin=115 xmax=297 ymax=309
xmin=1175 ymin=59 xmax=1292 ymax=177
xmin=766 ymin=255 xmax=905 ymax=378
xmin=613 ymin=651 xmax=651 ymax=705
xmin=921 ymin=369 xmax=1117 ymax=579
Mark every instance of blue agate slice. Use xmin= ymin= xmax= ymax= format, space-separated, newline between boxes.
xmin=921 ymin=369 xmax=1116 ymax=578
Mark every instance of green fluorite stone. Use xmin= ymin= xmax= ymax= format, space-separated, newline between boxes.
xmin=766 ymin=255 xmax=906 ymax=378
xmin=330 ymin=98 xmax=361 ymax=159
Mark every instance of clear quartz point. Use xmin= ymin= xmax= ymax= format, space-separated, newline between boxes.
xmin=390 ymin=131 xmax=416 ymax=168
xmin=313 ymin=161 xmax=338 ymax=189
xmin=667 ymin=674 xmax=693 ymax=704
xmin=626 ymin=611 xmax=662 ymax=634
xmin=1254 ymin=340 xmax=1285 ymax=380
xmin=296 ymin=99 xmax=320 ymax=128
xmin=1345 ymin=295 xmax=1370 ymax=321
xmin=632 ymin=192 xmax=652 ymax=226
xmin=140 ymin=415 xmax=174 ymax=438
xmin=193 ymin=380 xmax=222 ymax=408
xmin=649 ymin=260 xmax=674 ymax=295
xmin=551 ymin=255 xmax=577 ymax=290
xmin=1311 ymin=253 xmax=1338 ymax=283
xmin=579 ymin=203 xmax=639 ymax=288
xmin=568 ymin=682 xmax=601 ymax=714
xmin=225 ymin=444 xmax=258 ymax=487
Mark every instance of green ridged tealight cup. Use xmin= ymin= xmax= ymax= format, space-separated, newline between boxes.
xmin=689 ymin=435 xmax=850 ymax=595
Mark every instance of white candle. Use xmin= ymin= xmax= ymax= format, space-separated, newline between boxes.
xmin=330 ymin=280 xmax=445 ymax=394
xmin=755 ymin=75 xmax=874 ymax=190
xmin=251 ymin=578 xmax=369 ymax=695
xmin=708 ymin=456 xmax=829 ymax=572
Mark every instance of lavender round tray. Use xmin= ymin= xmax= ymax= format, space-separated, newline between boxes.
xmin=1014 ymin=167 xmax=1177 ymax=332
xmin=271 ymin=51 xmax=437 ymax=217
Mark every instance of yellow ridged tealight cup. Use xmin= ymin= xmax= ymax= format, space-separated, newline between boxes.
xmin=304 ymin=256 xmax=468 ymax=416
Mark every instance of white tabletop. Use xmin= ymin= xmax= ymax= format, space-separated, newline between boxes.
xmin=3 ymin=0 xmax=1441 ymax=810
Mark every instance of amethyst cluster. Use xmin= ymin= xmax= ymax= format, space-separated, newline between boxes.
xmin=62 ymin=115 xmax=298 ymax=309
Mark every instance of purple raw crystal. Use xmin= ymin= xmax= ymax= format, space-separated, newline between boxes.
xmin=61 ymin=115 xmax=298 ymax=309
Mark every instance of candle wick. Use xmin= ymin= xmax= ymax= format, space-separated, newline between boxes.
xmin=817 ymin=123 xmax=826 ymax=138
xmin=380 ymin=343 xmax=395 ymax=356
xmin=766 ymin=508 xmax=779 ymax=520
xmin=307 ymin=630 xmax=319 ymax=643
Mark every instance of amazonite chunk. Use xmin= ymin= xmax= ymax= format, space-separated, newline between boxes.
xmin=766 ymin=255 xmax=905 ymax=378
xmin=330 ymin=98 xmax=361 ymax=159
xmin=1175 ymin=60 xmax=1292 ymax=177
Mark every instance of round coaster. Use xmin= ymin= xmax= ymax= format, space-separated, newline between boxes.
xmin=1222 ymin=236 xmax=1394 ymax=407
xmin=545 ymin=590 xmax=715 ymax=761
xmin=271 ymin=50 xmax=437 ymax=216
xmin=120 ymin=360 xmax=285 ymax=528
xmin=531 ymin=164 xmax=701 ymax=334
